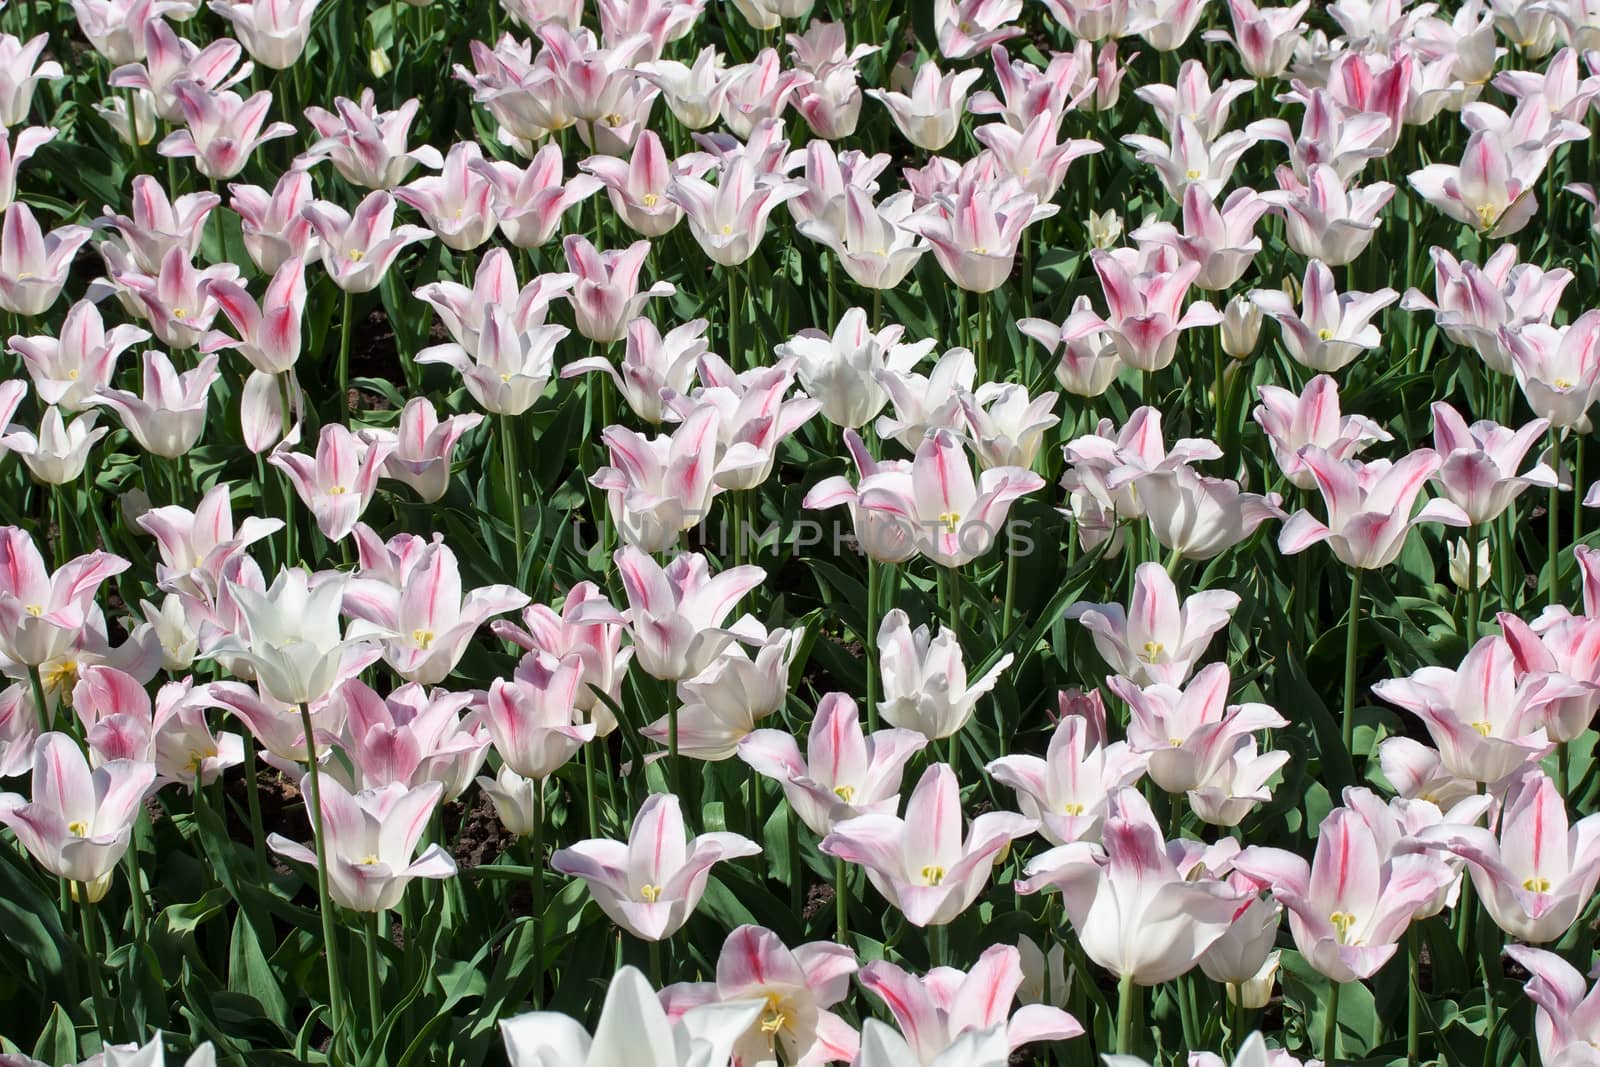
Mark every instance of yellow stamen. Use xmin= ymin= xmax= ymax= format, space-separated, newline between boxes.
xmin=936 ymin=511 xmax=960 ymax=534
xmin=1329 ymin=910 xmax=1359 ymax=943
xmin=67 ymin=820 xmax=89 ymax=836
xmin=1470 ymin=721 xmax=1493 ymax=737
xmin=1523 ymin=876 xmax=1551 ymax=892
xmin=920 ymin=864 xmax=946 ymax=886
xmin=833 ymin=785 xmax=855 ymax=803
xmin=347 ymin=248 xmax=366 ymax=261
xmin=1061 ymin=802 xmax=1085 ymax=816
xmin=1138 ymin=640 xmax=1165 ymax=663
xmin=412 ymin=629 xmax=435 ymax=650
xmin=327 ymin=485 xmax=347 ymax=495
xmin=639 ymin=883 xmax=663 ymax=902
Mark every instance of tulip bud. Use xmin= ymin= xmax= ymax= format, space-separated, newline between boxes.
xmin=96 ymin=90 xmax=157 ymax=146
xmin=1448 ymin=536 xmax=1492 ymax=589
xmin=1087 ymin=209 xmax=1122 ymax=249
xmin=1226 ymin=950 xmax=1281 ymax=1010
xmin=120 ymin=486 xmax=153 ymax=527
xmin=368 ymin=46 xmax=392 ymax=78
xmin=1221 ymin=295 xmax=1263 ymax=359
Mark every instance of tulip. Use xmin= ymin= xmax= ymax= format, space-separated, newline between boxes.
xmin=589 ymin=405 xmax=722 ymax=553
xmin=0 ymin=203 xmax=92 ymax=317
xmin=114 ymin=246 xmax=239 ymax=350
xmin=1019 ymin=297 xmax=1124 ymax=397
xmin=1252 ymin=375 xmax=1391 ymax=489
xmin=1409 ymin=131 xmax=1560 ymax=239
xmin=790 ymin=32 xmax=873 ymax=139
xmin=0 ymin=683 xmax=38 ymax=777
xmin=1247 ymin=89 xmax=1393 ymax=183
xmin=414 ymin=247 xmax=572 ymax=359
xmin=97 ymin=175 xmax=219 ymax=276
xmin=958 ymin=383 xmax=1060 ymax=470
xmin=1062 ymin=406 xmax=1223 ymax=523
xmin=1070 ymin=564 xmax=1240 ymax=688
xmin=856 ymin=427 xmax=1045 ymax=568
xmin=1504 ymin=945 xmax=1600 ymax=1065
xmin=563 ymin=236 xmax=676 ymax=343
xmin=785 ymin=138 xmax=891 ymax=232
xmin=157 ymin=84 xmax=294 ymax=180
xmin=96 ymin=91 xmax=159 ymax=148
xmin=1401 ymin=245 xmax=1571 ymax=374
xmin=109 ymin=18 xmax=251 ymax=122
xmin=326 ymin=679 xmax=485 ymax=798
xmin=301 ymin=91 xmax=442 ymax=190
xmin=304 ymin=191 xmax=433 ymax=293
xmin=1123 ymin=117 xmax=1259 ymax=201
xmin=821 ymin=763 xmax=1035 ymax=927
xmin=659 ymin=925 xmax=861 ymax=1067
xmin=491 ymin=582 xmax=632 ymax=731
xmin=669 ymin=156 xmax=800 ymax=267
xmin=1373 ymin=632 xmax=1577 ymax=783
xmin=1130 ymin=184 xmax=1269 ymax=291
xmin=203 ymin=258 xmax=309 ymax=377
xmin=1249 ymin=260 xmax=1397 ymax=373
xmin=228 ymin=170 xmax=320 ymax=274
xmin=11 ymin=299 xmax=149 ymax=411
xmin=987 ymin=711 xmax=1147 ymax=845
xmin=209 ymin=0 xmax=319 ymax=68
xmin=343 ymin=539 xmax=528 ymax=684
xmin=739 ymin=693 xmax=926 ymax=836
xmin=1127 ymin=0 xmax=1207 ymax=49
xmin=801 ymin=430 xmax=919 ymax=564
xmin=1231 ymin=806 xmax=1455 ymax=983
xmin=1377 ymin=736 xmax=1480 ymax=810
xmin=1081 ymin=251 xmax=1221 ymax=372
xmin=269 ymin=776 xmax=455 ymax=911
xmin=70 ymin=0 xmax=180 ymax=63
xmin=858 ymin=1021 xmax=1011 ymax=1067
xmin=798 ymin=188 xmax=930 ymax=292
xmin=1420 ymin=770 xmax=1600 ymax=942
xmin=636 ymin=46 xmax=731 ymax=130
xmin=550 ymin=791 xmax=760 ymax=941
xmin=415 ymin=305 xmax=569 ymax=416
xmin=1017 ymin=788 xmax=1245 ymax=983
xmin=642 ymin=625 xmax=802 ymax=761
xmin=0 ymin=33 xmax=63 ymax=125
xmin=911 ymin=178 xmax=1055 ymax=294
xmin=0 ymin=732 xmax=155 ymax=901
xmin=563 ymin=316 xmax=708 ymax=425
xmin=211 ymin=568 xmax=382 ymax=706
xmin=1264 ymin=164 xmax=1394 ymax=267
xmin=1205 ymin=0 xmax=1309 ymax=77
xmin=481 ymin=652 xmax=594 ymax=780
xmin=719 ymin=47 xmax=810 ymax=139
xmin=4 ymin=407 xmax=109 ymax=486
xmin=1136 ymin=464 xmax=1286 ymax=561
xmin=873 ymin=346 xmax=974 ymax=450
xmin=1040 ymin=0 xmax=1129 ymax=38
xmin=875 ymin=609 xmax=1012 ymax=740
xmin=1501 ymin=311 xmax=1600 ymax=429
xmin=472 ymin=143 xmax=603 ymax=248
xmin=0 ymin=529 xmax=128 ymax=669
xmin=394 ymin=141 xmax=499 ymax=251
xmin=582 ymin=132 xmax=710 ymax=239
xmin=270 ymin=424 xmax=395 ymax=542
xmin=1136 ymin=59 xmax=1251 ymax=142
xmin=89 ymin=349 xmax=218 ymax=459
xmin=1430 ymin=402 xmax=1556 ymax=524
xmin=361 ymin=396 xmax=484 ymax=503
xmin=138 ymin=482 xmax=282 ymax=600
xmin=501 ymin=966 xmax=761 ymax=1067
xmin=868 ymin=59 xmax=982 ymax=151
xmin=1284 ymin=445 xmax=1470 ymax=570
xmin=603 ymin=548 xmax=765 ymax=681
xmin=860 ymin=946 xmax=1081 ymax=1065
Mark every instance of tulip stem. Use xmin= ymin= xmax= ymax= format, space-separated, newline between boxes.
xmin=1323 ymin=980 xmax=1342 ymax=1065
xmin=363 ymin=910 xmax=383 ymax=1041
xmin=727 ymin=266 xmax=740 ymax=368
xmin=337 ymin=288 xmax=354 ymax=419
xmin=834 ymin=856 xmax=848 ymax=944
xmin=26 ymin=662 xmax=48 ymax=733
xmin=245 ymin=741 xmax=267 ymax=872
xmin=787 ymin=803 xmax=802 ymax=915
xmin=79 ymin=888 xmax=113 ymax=1049
xmin=1466 ymin=523 xmax=1482 ymax=646
xmin=530 ymin=777 xmax=546 ymax=1009
xmin=1116 ymin=972 xmax=1136 ymax=1056
xmin=648 ymin=937 xmax=663 ymax=987
xmin=583 ymin=735 xmax=599 ymax=837
xmin=1342 ymin=569 xmax=1364 ymax=757
xmin=299 ymin=703 xmax=348 ymax=1054
xmin=500 ymin=414 xmax=523 ymax=566
xmin=929 ymin=922 xmax=947 ymax=969
xmin=1407 ymin=926 xmax=1421 ymax=1067
xmin=1548 ymin=428 xmax=1562 ymax=609
xmin=124 ymin=827 xmax=145 ymax=945
xmin=865 ymin=557 xmax=879 ymax=731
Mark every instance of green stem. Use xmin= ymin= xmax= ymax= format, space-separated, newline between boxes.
xmin=1116 ymin=972 xmax=1137 ymax=1056
xmin=1342 ymin=569 xmax=1364 ymax=757
xmin=787 ymin=801 xmax=802 ymax=915
xmin=299 ymin=703 xmax=348 ymax=1052
xmin=649 ymin=937 xmax=663 ymax=987
xmin=124 ymin=828 xmax=145 ymax=945
xmin=929 ymin=922 xmax=948 ymax=969
xmin=26 ymin=662 xmax=48 ymax=732
xmin=530 ymin=777 xmax=545 ymax=1009
xmin=1407 ymin=926 xmax=1421 ymax=1067
xmin=834 ymin=856 xmax=848 ymax=944
xmin=1549 ymin=428 xmax=1562 ymax=609
xmin=337 ymin=288 xmax=354 ymax=420
xmin=245 ymin=741 xmax=267 ymax=872
xmin=583 ymin=734 xmax=599 ymax=838
xmin=1466 ymin=523 xmax=1482 ymax=646
xmin=79 ymin=889 xmax=113 ymax=1049
xmin=500 ymin=413 xmax=523 ymax=565
xmin=364 ymin=910 xmax=383 ymax=1040
xmin=865 ymin=557 xmax=879 ymax=731
xmin=1324 ymin=980 xmax=1342 ymax=1065
xmin=728 ymin=267 xmax=740 ymax=368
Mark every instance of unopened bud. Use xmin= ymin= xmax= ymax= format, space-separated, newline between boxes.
xmin=1221 ymin=295 xmax=1262 ymax=359
xmin=1448 ymin=536 xmax=1492 ymax=590
xmin=1087 ymin=209 xmax=1122 ymax=249
xmin=1226 ymin=951 xmax=1281 ymax=1010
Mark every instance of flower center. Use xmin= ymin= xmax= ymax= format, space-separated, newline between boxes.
xmin=641 ymin=193 xmax=659 ymax=207
xmin=1185 ymin=168 xmax=1202 ymax=180
xmin=1317 ymin=328 xmax=1333 ymax=340
xmin=1523 ymin=876 xmax=1551 ymax=892
xmin=67 ymin=820 xmax=89 ymax=836
xmin=172 ymin=307 xmax=187 ymax=319
xmin=833 ymin=784 xmax=855 ymax=802
xmin=42 ymin=659 xmax=78 ymax=700
xmin=412 ymin=628 xmax=435 ymax=649
xmin=1470 ymin=720 xmax=1492 ymax=737
xmin=936 ymin=511 xmax=960 ymax=534
xmin=1475 ymin=203 xmax=1498 ymax=230
xmin=358 ymin=854 xmax=380 ymax=865
xmin=639 ymin=883 xmax=663 ymax=902
xmin=67 ymin=369 xmax=80 ymax=380
xmin=1554 ymin=378 xmax=1574 ymax=390
xmin=24 ymin=604 xmax=43 ymax=616
xmin=1138 ymin=640 xmax=1165 ymax=662
xmin=348 ymin=248 xmax=366 ymax=261
xmin=327 ymin=485 xmax=347 ymax=495
xmin=920 ymin=864 xmax=946 ymax=886
xmin=1061 ymin=801 xmax=1085 ymax=815
xmin=759 ymin=992 xmax=789 ymax=1036
xmin=1329 ymin=910 xmax=1359 ymax=943
xmin=720 ymin=224 xmax=733 ymax=235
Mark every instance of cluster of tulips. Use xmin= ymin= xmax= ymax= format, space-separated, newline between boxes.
xmin=3 ymin=0 xmax=1600 ymax=1062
